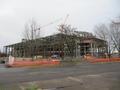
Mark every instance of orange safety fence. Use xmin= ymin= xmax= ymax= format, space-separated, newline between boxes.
xmin=84 ymin=54 xmax=120 ymax=63
xmin=6 ymin=59 xmax=60 ymax=67
xmin=90 ymin=58 xmax=120 ymax=63
xmin=84 ymin=54 xmax=96 ymax=61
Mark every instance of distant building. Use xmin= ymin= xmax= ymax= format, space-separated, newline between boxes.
xmin=4 ymin=31 xmax=107 ymax=58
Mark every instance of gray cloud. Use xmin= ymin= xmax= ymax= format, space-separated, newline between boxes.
xmin=0 ymin=0 xmax=120 ymax=49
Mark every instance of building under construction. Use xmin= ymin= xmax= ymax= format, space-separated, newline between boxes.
xmin=4 ymin=31 xmax=107 ymax=59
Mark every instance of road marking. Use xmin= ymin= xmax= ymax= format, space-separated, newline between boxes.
xmin=86 ymin=74 xmax=101 ymax=77
xmin=28 ymin=72 xmax=41 ymax=75
xmin=67 ymin=77 xmax=83 ymax=82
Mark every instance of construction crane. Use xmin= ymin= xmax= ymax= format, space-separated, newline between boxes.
xmin=30 ymin=18 xmax=63 ymax=58
xmin=58 ymin=14 xmax=69 ymax=33
xmin=32 ymin=17 xmax=63 ymax=40
xmin=34 ymin=18 xmax=62 ymax=32
xmin=34 ymin=14 xmax=69 ymax=35
xmin=63 ymin=14 xmax=69 ymax=25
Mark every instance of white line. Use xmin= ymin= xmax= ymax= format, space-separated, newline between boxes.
xmin=67 ymin=77 xmax=83 ymax=82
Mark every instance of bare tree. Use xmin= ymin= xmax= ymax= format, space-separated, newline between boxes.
xmin=109 ymin=20 xmax=120 ymax=57
xmin=58 ymin=24 xmax=77 ymax=57
xmin=94 ymin=24 xmax=108 ymax=41
xmin=22 ymin=19 xmax=40 ymax=58
xmin=94 ymin=24 xmax=111 ymax=57
xmin=94 ymin=17 xmax=120 ymax=57
xmin=23 ymin=19 xmax=40 ymax=40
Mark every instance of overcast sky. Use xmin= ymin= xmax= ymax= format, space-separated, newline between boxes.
xmin=0 ymin=0 xmax=120 ymax=50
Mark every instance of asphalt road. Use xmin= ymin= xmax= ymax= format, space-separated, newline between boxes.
xmin=0 ymin=62 xmax=120 ymax=90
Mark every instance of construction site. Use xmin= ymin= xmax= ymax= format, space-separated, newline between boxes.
xmin=4 ymin=14 xmax=108 ymax=60
xmin=3 ymin=14 xmax=120 ymax=66
xmin=4 ymin=30 xmax=107 ymax=59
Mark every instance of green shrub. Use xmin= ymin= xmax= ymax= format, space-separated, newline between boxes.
xmin=25 ymin=84 xmax=42 ymax=90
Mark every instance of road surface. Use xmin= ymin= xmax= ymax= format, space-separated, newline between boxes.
xmin=0 ymin=62 xmax=120 ymax=90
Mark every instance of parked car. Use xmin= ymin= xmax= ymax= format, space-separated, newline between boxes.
xmin=51 ymin=54 xmax=60 ymax=59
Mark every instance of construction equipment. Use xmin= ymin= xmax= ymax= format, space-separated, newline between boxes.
xmin=34 ymin=18 xmax=63 ymax=32
xmin=58 ymin=14 xmax=69 ymax=33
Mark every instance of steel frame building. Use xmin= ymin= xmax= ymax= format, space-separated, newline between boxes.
xmin=4 ymin=32 xmax=107 ymax=58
